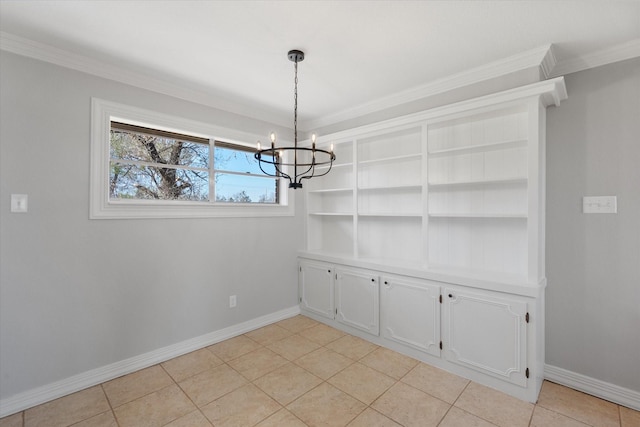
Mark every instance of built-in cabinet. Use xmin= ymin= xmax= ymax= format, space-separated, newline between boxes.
xmin=298 ymin=259 xmax=334 ymax=319
xmin=299 ymin=78 xmax=566 ymax=403
xmin=299 ymin=257 xmax=541 ymax=402
xmin=336 ymin=268 xmax=380 ymax=336
xmin=299 ymin=261 xmax=379 ymax=335
xmin=381 ymin=275 xmax=441 ymax=357
xmin=442 ymin=286 xmax=529 ymax=387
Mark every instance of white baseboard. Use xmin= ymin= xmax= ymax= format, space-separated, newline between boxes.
xmin=0 ymin=305 xmax=300 ymax=418
xmin=545 ymin=364 xmax=640 ymax=411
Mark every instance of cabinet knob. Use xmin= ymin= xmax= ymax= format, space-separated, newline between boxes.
xmin=328 ymin=270 xmax=331 ymax=273
xmin=371 ymin=278 xmax=375 ymax=282
xmin=448 ymin=293 xmax=453 ymax=298
xmin=384 ymin=281 xmax=388 ymax=285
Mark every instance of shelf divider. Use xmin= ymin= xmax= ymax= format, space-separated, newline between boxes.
xmin=428 ymin=213 xmax=527 ymax=219
xmin=427 ymin=177 xmax=527 ymax=187
xmin=428 ymin=138 xmax=527 ymax=156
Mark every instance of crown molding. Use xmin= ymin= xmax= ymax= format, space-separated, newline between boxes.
xmin=0 ymin=31 xmax=292 ymax=128
xmin=3 ymin=30 xmax=638 ymax=132
xmin=550 ymin=38 xmax=640 ymax=77
xmin=540 ymin=44 xmax=558 ymax=79
xmin=301 ymin=45 xmax=554 ymax=130
xmin=313 ymin=77 xmax=566 ymax=147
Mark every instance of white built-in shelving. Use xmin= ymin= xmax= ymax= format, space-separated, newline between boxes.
xmin=301 ymin=79 xmax=570 ymax=283
xmin=426 ymin=105 xmax=532 ymax=279
xmin=356 ymin=126 xmax=424 ymax=265
xmin=305 ymin=141 xmax=355 ymax=256
xmin=300 ymin=77 xmax=568 ymax=404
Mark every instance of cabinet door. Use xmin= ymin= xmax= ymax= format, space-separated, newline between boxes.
xmin=381 ymin=276 xmax=441 ymax=357
xmin=336 ymin=268 xmax=379 ymax=335
xmin=299 ymin=260 xmax=335 ymax=320
xmin=443 ymin=287 xmax=528 ymax=386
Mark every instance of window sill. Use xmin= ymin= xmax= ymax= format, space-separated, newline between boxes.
xmin=90 ymin=199 xmax=294 ymax=219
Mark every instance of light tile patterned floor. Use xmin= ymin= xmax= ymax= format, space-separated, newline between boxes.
xmin=1 ymin=315 xmax=638 ymax=427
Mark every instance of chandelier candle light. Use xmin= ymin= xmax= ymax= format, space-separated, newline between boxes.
xmin=255 ymin=50 xmax=335 ymax=189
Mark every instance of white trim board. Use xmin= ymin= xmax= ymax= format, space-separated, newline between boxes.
xmin=0 ymin=306 xmax=301 ymax=418
xmin=549 ymin=39 xmax=640 ymax=78
xmin=545 ymin=364 xmax=640 ymax=411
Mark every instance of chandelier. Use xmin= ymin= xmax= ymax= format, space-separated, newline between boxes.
xmin=255 ymin=50 xmax=335 ymax=189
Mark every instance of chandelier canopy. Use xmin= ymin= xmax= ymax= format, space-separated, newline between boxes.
xmin=255 ymin=50 xmax=335 ymax=189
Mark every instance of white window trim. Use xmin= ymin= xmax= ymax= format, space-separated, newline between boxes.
xmin=90 ymin=98 xmax=293 ymax=219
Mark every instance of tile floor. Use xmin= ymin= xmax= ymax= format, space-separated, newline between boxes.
xmin=1 ymin=315 xmax=638 ymax=427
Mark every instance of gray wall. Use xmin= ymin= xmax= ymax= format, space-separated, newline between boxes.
xmin=0 ymin=51 xmax=303 ymax=400
xmin=2 ymin=48 xmax=639 ymax=402
xmin=546 ymin=57 xmax=640 ymax=392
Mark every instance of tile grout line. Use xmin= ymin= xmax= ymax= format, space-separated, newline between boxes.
xmin=249 ymin=322 xmax=368 ymax=426
xmin=176 ymin=334 xmax=277 ymax=425
xmin=156 ymin=362 xmax=208 ymax=427
xmin=618 ymin=401 xmax=624 ymax=426
xmin=99 ymin=383 xmax=121 ymax=427
xmin=163 ymin=351 xmax=214 ymax=426
xmin=249 ymin=321 xmax=328 ymax=426
xmin=535 ymin=398 xmax=618 ymax=427
xmin=526 ymin=399 xmax=534 ymax=427
xmin=435 ymin=379 xmax=473 ymax=427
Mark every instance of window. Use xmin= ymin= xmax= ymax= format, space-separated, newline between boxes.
xmin=110 ymin=122 xmax=211 ymax=201
xmin=213 ymin=142 xmax=278 ymax=204
xmin=91 ymin=98 xmax=292 ymax=218
xmin=109 ymin=123 xmax=279 ymax=204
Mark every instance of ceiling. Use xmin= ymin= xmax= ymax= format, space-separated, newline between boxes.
xmin=1 ymin=1 xmax=639 ymax=130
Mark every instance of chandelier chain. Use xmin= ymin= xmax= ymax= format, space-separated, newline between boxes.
xmin=294 ymin=60 xmax=298 ymax=146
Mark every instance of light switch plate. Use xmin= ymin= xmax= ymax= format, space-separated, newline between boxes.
xmin=583 ymin=196 xmax=617 ymax=213
xmin=11 ymin=194 xmax=28 ymax=213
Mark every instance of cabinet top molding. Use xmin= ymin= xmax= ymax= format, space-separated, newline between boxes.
xmin=313 ymin=77 xmax=567 ymax=145
xmin=298 ymin=253 xmax=546 ymax=298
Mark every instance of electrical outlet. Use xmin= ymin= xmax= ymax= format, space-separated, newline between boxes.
xmin=229 ymin=295 xmax=237 ymax=308
xmin=11 ymin=194 xmax=28 ymax=213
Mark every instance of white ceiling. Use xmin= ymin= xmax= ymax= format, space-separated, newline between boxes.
xmin=1 ymin=1 xmax=639 ymax=130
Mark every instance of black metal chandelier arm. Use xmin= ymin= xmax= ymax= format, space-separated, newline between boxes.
xmin=301 ymin=162 xmax=334 ymax=181
xmin=273 ymin=165 xmax=292 ymax=184
xmin=294 ymin=162 xmax=315 ymax=178
xmin=254 ymin=152 xmax=292 ymax=183
xmin=254 ymin=153 xmax=276 ymax=177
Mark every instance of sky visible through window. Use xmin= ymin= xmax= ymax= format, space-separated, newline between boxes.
xmin=215 ymin=146 xmax=277 ymax=203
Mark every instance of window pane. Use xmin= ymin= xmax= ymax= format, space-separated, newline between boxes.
xmin=110 ymin=130 xmax=209 ymax=168
xmin=215 ymin=145 xmax=275 ymax=175
xmin=110 ymin=163 xmax=209 ymax=201
xmin=215 ymin=173 xmax=277 ymax=204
